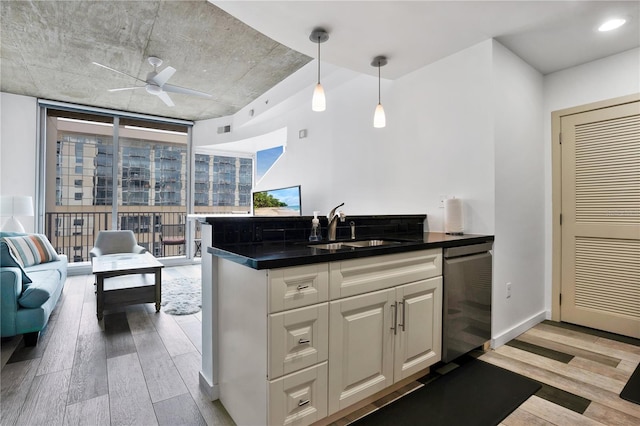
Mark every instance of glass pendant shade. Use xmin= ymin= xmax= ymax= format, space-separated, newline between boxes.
xmin=310 ymin=29 xmax=329 ymax=112
xmin=373 ymin=103 xmax=386 ymax=128
xmin=371 ymin=56 xmax=388 ymax=128
xmin=312 ymin=83 xmax=326 ymax=111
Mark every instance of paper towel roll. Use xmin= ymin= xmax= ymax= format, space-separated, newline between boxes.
xmin=444 ymin=198 xmax=464 ymax=235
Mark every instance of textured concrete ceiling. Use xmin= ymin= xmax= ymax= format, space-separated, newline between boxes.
xmin=2 ymin=1 xmax=638 ymax=123
xmin=0 ymin=0 xmax=311 ymax=121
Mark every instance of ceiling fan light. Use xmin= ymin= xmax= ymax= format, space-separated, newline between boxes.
xmin=312 ymin=83 xmax=326 ymax=111
xmin=145 ymin=84 xmax=162 ymax=95
xmin=598 ymin=18 xmax=626 ymax=32
xmin=373 ymin=103 xmax=386 ymax=128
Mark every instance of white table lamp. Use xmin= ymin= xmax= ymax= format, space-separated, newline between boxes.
xmin=1 ymin=195 xmax=34 ymax=232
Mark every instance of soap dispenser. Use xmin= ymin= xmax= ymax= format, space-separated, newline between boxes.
xmin=309 ymin=211 xmax=322 ymax=242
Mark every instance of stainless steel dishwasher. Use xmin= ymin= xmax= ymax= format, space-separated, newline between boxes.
xmin=442 ymin=242 xmax=493 ymax=363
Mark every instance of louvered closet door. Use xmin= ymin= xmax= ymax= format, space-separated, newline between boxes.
xmin=561 ymin=101 xmax=640 ymax=338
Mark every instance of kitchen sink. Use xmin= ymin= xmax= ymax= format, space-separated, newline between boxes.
xmin=343 ymin=239 xmax=400 ymax=248
xmin=309 ymin=240 xmax=400 ymax=250
xmin=309 ymin=242 xmax=346 ymax=250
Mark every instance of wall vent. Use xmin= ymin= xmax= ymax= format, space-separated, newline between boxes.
xmin=217 ymin=125 xmax=231 ymax=134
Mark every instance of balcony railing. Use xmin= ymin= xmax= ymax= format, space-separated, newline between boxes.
xmin=45 ymin=211 xmax=198 ymax=263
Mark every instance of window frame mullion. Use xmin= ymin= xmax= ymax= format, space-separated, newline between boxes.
xmin=111 ymin=116 xmax=119 ymax=230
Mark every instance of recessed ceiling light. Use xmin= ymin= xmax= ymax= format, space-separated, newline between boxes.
xmin=598 ymin=18 xmax=626 ymax=32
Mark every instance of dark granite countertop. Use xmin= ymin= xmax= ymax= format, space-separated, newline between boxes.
xmin=207 ymin=232 xmax=494 ymax=269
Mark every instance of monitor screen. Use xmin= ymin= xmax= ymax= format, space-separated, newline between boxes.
xmin=252 ymin=185 xmax=301 ymax=216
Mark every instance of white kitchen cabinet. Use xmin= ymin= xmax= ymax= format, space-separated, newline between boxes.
xmin=269 ymin=263 xmax=329 ymax=313
xmin=328 ymin=277 xmax=442 ymax=414
xmin=216 ymin=259 xmax=330 ymax=426
xmin=394 ymin=277 xmax=442 ymax=381
xmin=269 ymin=362 xmax=328 ymax=426
xmin=328 ymin=288 xmax=396 ymax=413
xmin=214 ymin=249 xmax=442 ymax=425
xmin=329 ymin=248 xmax=441 ymax=299
xmin=269 ymin=303 xmax=329 ymax=379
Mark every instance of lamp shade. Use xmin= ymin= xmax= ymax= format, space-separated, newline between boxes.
xmin=310 ymin=28 xmax=329 ymax=112
xmin=312 ymin=83 xmax=326 ymax=111
xmin=0 ymin=195 xmax=34 ymax=217
xmin=373 ymin=103 xmax=386 ymax=128
xmin=0 ymin=195 xmax=34 ymax=232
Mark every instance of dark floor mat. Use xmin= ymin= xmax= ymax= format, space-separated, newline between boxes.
xmin=350 ymin=358 xmax=540 ymax=426
xmin=620 ymin=363 xmax=640 ymax=405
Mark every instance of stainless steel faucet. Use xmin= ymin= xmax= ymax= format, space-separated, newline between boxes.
xmin=327 ymin=202 xmax=344 ymax=241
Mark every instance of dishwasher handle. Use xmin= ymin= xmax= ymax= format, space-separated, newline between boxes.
xmin=444 ymin=242 xmax=493 ymax=259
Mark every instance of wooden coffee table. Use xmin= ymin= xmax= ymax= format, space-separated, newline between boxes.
xmin=92 ymin=252 xmax=164 ymax=320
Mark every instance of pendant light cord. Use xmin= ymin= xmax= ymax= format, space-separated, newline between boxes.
xmin=377 ymin=61 xmax=381 ymax=104
xmin=317 ymin=37 xmax=321 ymax=84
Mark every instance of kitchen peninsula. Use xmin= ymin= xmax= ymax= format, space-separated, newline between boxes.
xmin=197 ymin=215 xmax=493 ymax=425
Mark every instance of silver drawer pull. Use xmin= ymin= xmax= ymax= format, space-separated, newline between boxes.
xmin=298 ymin=399 xmax=310 ymax=407
xmin=296 ymin=284 xmax=310 ymax=291
xmin=298 ymin=338 xmax=310 ymax=344
xmin=390 ymin=302 xmax=398 ymax=335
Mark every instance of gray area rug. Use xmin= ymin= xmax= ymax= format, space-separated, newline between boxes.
xmin=161 ymin=277 xmax=201 ymax=315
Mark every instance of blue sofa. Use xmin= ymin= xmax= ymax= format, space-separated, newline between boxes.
xmin=1 ymin=232 xmax=67 ymax=346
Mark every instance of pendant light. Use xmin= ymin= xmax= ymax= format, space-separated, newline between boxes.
xmin=371 ymin=56 xmax=387 ymax=128
xmin=310 ymin=29 xmax=329 ymax=111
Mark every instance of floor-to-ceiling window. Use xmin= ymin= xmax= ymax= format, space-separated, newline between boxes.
xmin=39 ymin=103 xmax=193 ymax=263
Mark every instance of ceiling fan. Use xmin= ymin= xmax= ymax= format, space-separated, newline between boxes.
xmin=92 ymin=56 xmax=212 ymax=107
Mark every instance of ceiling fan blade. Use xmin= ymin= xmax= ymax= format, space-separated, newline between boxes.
xmin=163 ymin=83 xmax=212 ymax=98
xmin=108 ymin=86 xmax=144 ymax=92
xmin=157 ymin=91 xmax=175 ymax=107
xmin=152 ymin=66 xmax=176 ymax=87
xmin=92 ymin=62 xmax=145 ymax=82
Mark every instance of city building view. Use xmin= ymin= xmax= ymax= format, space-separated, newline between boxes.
xmin=45 ymin=111 xmax=253 ymax=263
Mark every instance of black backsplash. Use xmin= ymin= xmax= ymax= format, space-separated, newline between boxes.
xmin=204 ymin=215 xmax=426 ymax=245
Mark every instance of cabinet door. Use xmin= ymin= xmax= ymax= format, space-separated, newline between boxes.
xmin=268 ymin=303 xmax=329 ymax=379
xmin=328 ymin=288 xmax=395 ymax=414
xmin=394 ymin=277 xmax=442 ymax=381
xmin=268 ymin=362 xmax=328 ymax=426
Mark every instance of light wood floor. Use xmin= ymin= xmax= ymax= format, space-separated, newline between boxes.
xmin=1 ymin=264 xmax=233 ymax=426
xmin=486 ymin=322 xmax=640 ymax=426
xmin=2 ymin=265 xmax=639 ymax=425
xmin=332 ymin=322 xmax=640 ymax=426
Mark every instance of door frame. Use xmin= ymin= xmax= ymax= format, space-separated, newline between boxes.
xmin=551 ymin=93 xmax=640 ymax=321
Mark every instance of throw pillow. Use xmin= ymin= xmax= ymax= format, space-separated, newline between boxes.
xmin=0 ymin=239 xmax=32 ymax=284
xmin=17 ymin=270 xmax=59 ymax=308
xmin=3 ymin=234 xmax=59 ymax=267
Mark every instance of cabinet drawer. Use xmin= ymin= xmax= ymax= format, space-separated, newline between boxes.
xmin=269 ymin=303 xmax=328 ymax=379
xmin=268 ymin=362 xmax=328 ymax=426
xmin=329 ymin=249 xmax=442 ymax=299
xmin=269 ymin=264 xmax=329 ymax=313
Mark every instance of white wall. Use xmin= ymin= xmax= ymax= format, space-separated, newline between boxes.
xmin=388 ymin=40 xmax=494 ymax=233
xmin=0 ymin=93 xmax=38 ymax=232
xmin=492 ymin=41 xmax=545 ymax=345
xmin=542 ymin=47 xmax=640 ymax=314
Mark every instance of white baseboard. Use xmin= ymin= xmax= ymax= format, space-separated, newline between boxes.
xmin=491 ymin=310 xmax=548 ymax=348
xmin=199 ymin=371 xmax=219 ymax=401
